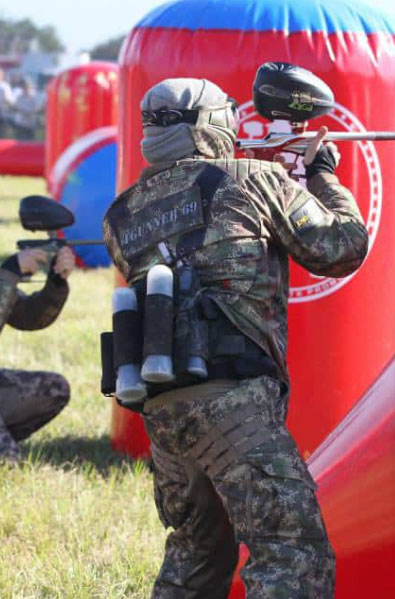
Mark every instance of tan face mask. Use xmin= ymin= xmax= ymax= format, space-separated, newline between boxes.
xmin=189 ymin=102 xmax=239 ymax=159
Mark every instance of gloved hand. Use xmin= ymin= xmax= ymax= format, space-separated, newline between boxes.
xmin=303 ymin=126 xmax=340 ymax=178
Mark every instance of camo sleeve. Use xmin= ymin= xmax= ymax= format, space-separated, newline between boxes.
xmin=5 ymin=276 xmax=69 ymax=331
xmin=0 ymin=269 xmax=19 ymax=335
xmin=252 ymin=164 xmax=369 ymax=278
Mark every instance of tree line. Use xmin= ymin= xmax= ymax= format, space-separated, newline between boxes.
xmin=0 ymin=17 xmax=124 ymax=60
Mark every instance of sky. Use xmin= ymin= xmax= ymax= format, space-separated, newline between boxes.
xmin=0 ymin=0 xmax=394 ymax=54
xmin=0 ymin=0 xmax=167 ymax=53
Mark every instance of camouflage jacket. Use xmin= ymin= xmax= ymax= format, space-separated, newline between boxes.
xmin=0 ymin=266 xmax=69 ymax=336
xmin=103 ymin=157 xmax=368 ymax=380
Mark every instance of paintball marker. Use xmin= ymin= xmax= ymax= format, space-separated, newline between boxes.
xmin=17 ymin=195 xmax=103 ymax=270
xmin=237 ymin=62 xmax=395 ymax=170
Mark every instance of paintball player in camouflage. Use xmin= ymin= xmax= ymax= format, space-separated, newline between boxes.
xmin=103 ymin=78 xmax=368 ymax=598
xmin=0 ymin=246 xmax=74 ymax=461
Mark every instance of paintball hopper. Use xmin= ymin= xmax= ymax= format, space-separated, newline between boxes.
xmin=253 ymin=62 xmax=335 ymax=123
xmin=19 ymin=195 xmax=75 ymax=232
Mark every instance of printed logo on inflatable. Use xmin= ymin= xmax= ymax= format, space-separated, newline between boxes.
xmin=238 ymin=100 xmax=382 ymax=302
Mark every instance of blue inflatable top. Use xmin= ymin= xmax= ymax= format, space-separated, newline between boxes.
xmin=137 ymin=0 xmax=395 ymax=35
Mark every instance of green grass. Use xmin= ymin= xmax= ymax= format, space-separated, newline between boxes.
xmin=0 ymin=176 xmax=166 ymax=598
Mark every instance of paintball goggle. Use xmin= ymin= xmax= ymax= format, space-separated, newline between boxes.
xmin=142 ymin=97 xmax=239 ymax=129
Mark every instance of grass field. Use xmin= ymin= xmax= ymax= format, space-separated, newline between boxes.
xmin=0 ymin=176 xmax=166 ymax=598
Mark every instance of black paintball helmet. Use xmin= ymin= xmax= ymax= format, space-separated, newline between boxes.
xmin=253 ymin=62 xmax=334 ymax=123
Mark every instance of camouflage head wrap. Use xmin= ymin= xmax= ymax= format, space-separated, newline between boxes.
xmin=140 ymin=78 xmax=238 ymax=164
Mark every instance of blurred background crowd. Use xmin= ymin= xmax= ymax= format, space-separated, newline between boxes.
xmin=0 ymin=68 xmax=46 ymax=140
xmin=0 ymin=15 xmax=124 ymax=141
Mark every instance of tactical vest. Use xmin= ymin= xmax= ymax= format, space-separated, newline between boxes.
xmin=103 ymin=158 xmax=280 ymax=404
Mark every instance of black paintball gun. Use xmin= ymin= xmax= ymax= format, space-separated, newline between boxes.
xmin=237 ymin=62 xmax=395 ymax=172
xmin=17 ymin=195 xmax=103 ymax=270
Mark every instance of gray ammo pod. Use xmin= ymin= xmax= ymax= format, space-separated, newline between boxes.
xmin=141 ymin=265 xmax=175 ymax=383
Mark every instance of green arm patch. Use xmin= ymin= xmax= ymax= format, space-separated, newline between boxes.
xmin=0 ymin=275 xmax=17 ymax=334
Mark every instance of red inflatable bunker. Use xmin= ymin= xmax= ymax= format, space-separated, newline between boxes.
xmin=0 ymin=140 xmax=45 ymax=177
xmin=309 ymin=357 xmax=395 ymax=598
xmin=45 ymin=61 xmax=118 ymax=179
xmin=112 ymin=0 xmax=395 ymax=458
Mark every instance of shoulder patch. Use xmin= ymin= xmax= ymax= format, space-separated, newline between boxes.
xmin=289 ymin=198 xmax=325 ymax=233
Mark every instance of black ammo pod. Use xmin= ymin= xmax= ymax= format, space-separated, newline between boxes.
xmin=174 ymin=265 xmax=208 ymax=381
xmin=100 ymin=332 xmax=116 ymax=396
xmin=100 ymin=287 xmax=146 ymax=405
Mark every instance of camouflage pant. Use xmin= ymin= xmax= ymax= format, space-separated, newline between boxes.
xmin=0 ymin=368 xmax=70 ymax=459
xmin=143 ymin=377 xmax=335 ymax=599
